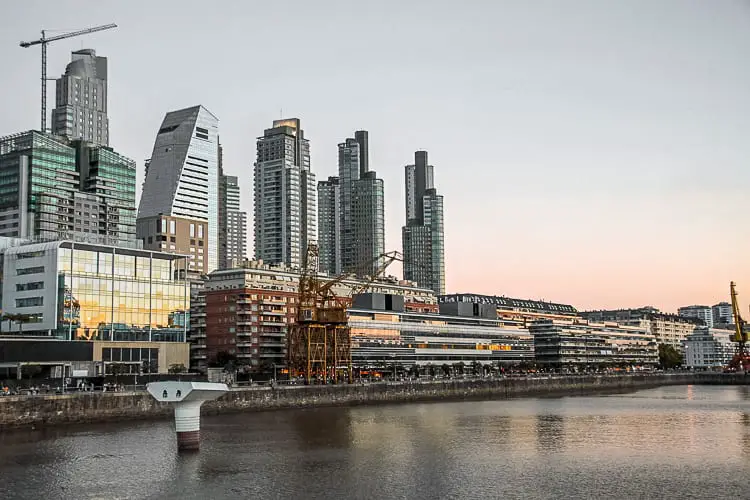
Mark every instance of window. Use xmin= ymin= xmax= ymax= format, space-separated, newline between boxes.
xmin=198 ymin=225 xmax=203 ymax=238
xmin=169 ymin=220 xmax=176 ymax=235
xmin=16 ymin=250 xmax=45 ymax=259
xmin=16 ymin=282 xmax=44 ymax=292
xmin=17 ymin=266 xmax=44 ymax=276
xmin=16 ymin=297 xmax=43 ymax=307
xmin=190 ymin=223 xmax=195 ymax=237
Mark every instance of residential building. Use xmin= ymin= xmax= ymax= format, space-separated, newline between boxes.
xmin=317 ymin=176 xmax=341 ymax=275
xmin=0 ymin=131 xmax=136 ymax=246
xmin=530 ymin=318 xmax=658 ymax=369
xmin=219 ymin=174 xmax=246 ymax=269
xmin=138 ymin=105 xmax=220 ymax=272
xmin=402 ymin=151 xmax=445 ymax=294
xmin=337 ymin=131 xmax=385 ymax=275
xmin=678 ymin=305 xmax=713 ymax=327
xmin=51 ymin=49 xmax=109 ymax=146
xmin=581 ymin=308 xmax=699 ymax=348
xmin=136 ymin=215 xmax=208 ymax=274
xmin=0 ymin=239 xmax=190 ymax=376
xmin=683 ymin=327 xmax=735 ymax=369
xmin=253 ymin=118 xmax=316 ymax=269
xmin=713 ymin=302 xmax=733 ymax=326
xmin=189 ymin=261 xmax=438 ymax=371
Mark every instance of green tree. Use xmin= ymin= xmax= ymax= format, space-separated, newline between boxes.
xmin=168 ymin=363 xmax=186 ymax=374
xmin=658 ymin=344 xmax=683 ymax=369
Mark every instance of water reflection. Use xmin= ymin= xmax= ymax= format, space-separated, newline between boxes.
xmin=2 ymin=386 xmax=750 ymax=499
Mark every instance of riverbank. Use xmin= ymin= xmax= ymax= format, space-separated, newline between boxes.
xmin=0 ymin=372 xmax=743 ymax=429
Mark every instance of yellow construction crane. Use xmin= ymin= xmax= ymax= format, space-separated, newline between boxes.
xmin=729 ymin=281 xmax=749 ymax=371
xmin=20 ymin=23 xmax=117 ymax=133
xmin=287 ymin=244 xmax=406 ymax=384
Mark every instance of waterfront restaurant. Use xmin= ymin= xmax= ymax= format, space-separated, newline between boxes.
xmin=0 ymin=240 xmax=190 ymax=377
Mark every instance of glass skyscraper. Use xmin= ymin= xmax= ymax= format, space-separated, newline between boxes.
xmin=402 ymin=151 xmax=445 ymax=295
xmin=334 ymin=130 xmax=385 ymax=276
xmin=317 ymin=176 xmax=341 ymax=274
xmin=138 ymin=105 xmax=220 ymax=272
xmin=0 ymin=131 xmax=136 ymax=246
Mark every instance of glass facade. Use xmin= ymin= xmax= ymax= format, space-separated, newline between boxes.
xmin=57 ymin=244 xmax=189 ymax=342
xmin=86 ymin=145 xmax=137 ymax=244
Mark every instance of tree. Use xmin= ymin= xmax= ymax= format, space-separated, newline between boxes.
xmin=658 ymin=344 xmax=683 ymax=369
xmin=168 ymin=363 xmax=186 ymax=374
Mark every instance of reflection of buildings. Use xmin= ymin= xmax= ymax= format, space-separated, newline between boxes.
xmin=531 ymin=318 xmax=658 ymax=368
xmin=0 ymin=238 xmax=189 ymax=376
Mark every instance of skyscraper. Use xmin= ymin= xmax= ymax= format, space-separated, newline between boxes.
xmin=51 ymin=49 xmax=109 ymax=146
xmin=0 ymin=131 xmax=136 ymax=245
xmin=402 ymin=151 xmax=445 ymax=294
xmin=337 ymin=130 xmax=384 ymax=275
xmin=317 ymin=176 xmax=341 ymax=275
xmin=137 ymin=105 xmax=219 ymax=273
xmin=253 ymin=118 xmax=316 ymax=268
xmin=220 ymin=174 xmax=247 ymax=268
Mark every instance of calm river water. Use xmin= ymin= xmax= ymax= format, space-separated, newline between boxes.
xmin=2 ymin=385 xmax=750 ymax=499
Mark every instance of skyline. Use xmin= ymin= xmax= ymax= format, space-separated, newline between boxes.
xmin=1 ymin=0 xmax=748 ymax=312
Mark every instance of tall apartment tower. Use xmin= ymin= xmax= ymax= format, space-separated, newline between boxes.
xmin=137 ymin=105 xmax=220 ymax=274
xmin=317 ymin=176 xmax=341 ymax=275
xmin=51 ymin=49 xmax=109 ymax=146
xmin=337 ymin=130 xmax=384 ymax=275
xmin=402 ymin=151 xmax=445 ymax=294
xmin=254 ymin=118 xmax=316 ymax=269
xmin=220 ymin=174 xmax=247 ymax=268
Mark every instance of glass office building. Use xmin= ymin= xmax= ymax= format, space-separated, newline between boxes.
xmin=1 ymin=240 xmax=189 ymax=342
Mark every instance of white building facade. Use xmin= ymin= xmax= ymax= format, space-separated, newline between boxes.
xmin=683 ymin=327 xmax=735 ymax=369
xmin=138 ymin=105 xmax=220 ymax=272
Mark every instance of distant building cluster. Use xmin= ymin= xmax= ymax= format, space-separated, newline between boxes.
xmin=0 ymin=46 xmax=739 ymax=383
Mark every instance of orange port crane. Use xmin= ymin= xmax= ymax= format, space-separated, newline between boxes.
xmin=728 ymin=281 xmax=750 ymax=371
xmin=287 ymin=243 xmax=405 ymax=384
xmin=20 ymin=23 xmax=117 ymax=133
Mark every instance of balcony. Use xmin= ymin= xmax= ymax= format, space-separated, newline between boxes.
xmin=261 ymin=321 xmax=285 ymax=327
xmin=237 ymin=342 xmax=254 ymax=348
xmin=260 ymin=298 xmax=287 ymax=306
xmin=260 ymin=341 xmax=284 ymax=348
xmin=260 ymin=331 xmax=285 ymax=338
xmin=259 ymin=352 xmax=285 ymax=359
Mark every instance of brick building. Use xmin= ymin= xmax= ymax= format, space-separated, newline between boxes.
xmin=190 ymin=260 xmax=438 ymax=372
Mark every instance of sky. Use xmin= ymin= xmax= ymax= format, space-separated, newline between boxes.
xmin=1 ymin=0 xmax=749 ymax=313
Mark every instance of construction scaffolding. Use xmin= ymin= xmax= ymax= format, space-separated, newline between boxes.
xmin=286 ymin=243 xmax=404 ymax=384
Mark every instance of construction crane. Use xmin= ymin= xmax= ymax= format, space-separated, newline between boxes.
xmin=20 ymin=23 xmax=117 ymax=133
xmin=287 ymin=244 xmax=406 ymax=384
xmin=728 ymin=281 xmax=749 ymax=372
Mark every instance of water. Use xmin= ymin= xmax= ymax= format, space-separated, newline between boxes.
xmin=1 ymin=385 xmax=750 ymax=499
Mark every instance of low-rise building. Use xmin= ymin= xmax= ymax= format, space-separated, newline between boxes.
xmin=683 ymin=327 xmax=735 ymax=369
xmin=0 ymin=239 xmax=190 ymax=377
xmin=349 ymin=298 xmax=533 ymax=369
xmin=439 ymin=293 xmax=579 ymax=325
xmin=581 ymin=307 xmax=699 ymax=348
xmin=530 ymin=318 xmax=658 ymax=369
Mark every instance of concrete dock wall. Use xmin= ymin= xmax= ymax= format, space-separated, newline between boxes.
xmin=0 ymin=373 xmax=741 ymax=429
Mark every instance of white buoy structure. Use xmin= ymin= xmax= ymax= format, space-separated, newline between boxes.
xmin=146 ymin=381 xmax=228 ymax=451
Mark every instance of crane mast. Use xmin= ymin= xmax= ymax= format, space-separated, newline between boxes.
xmin=19 ymin=23 xmax=117 ymax=133
xmin=729 ymin=281 xmax=749 ymax=372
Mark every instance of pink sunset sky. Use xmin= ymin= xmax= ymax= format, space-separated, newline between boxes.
xmin=1 ymin=0 xmax=748 ymax=314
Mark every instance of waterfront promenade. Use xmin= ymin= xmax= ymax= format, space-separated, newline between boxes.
xmin=0 ymin=372 xmax=742 ymax=429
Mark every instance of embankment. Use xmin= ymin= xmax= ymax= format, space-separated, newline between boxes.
xmin=0 ymin=372 xmax=743 ymax=429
